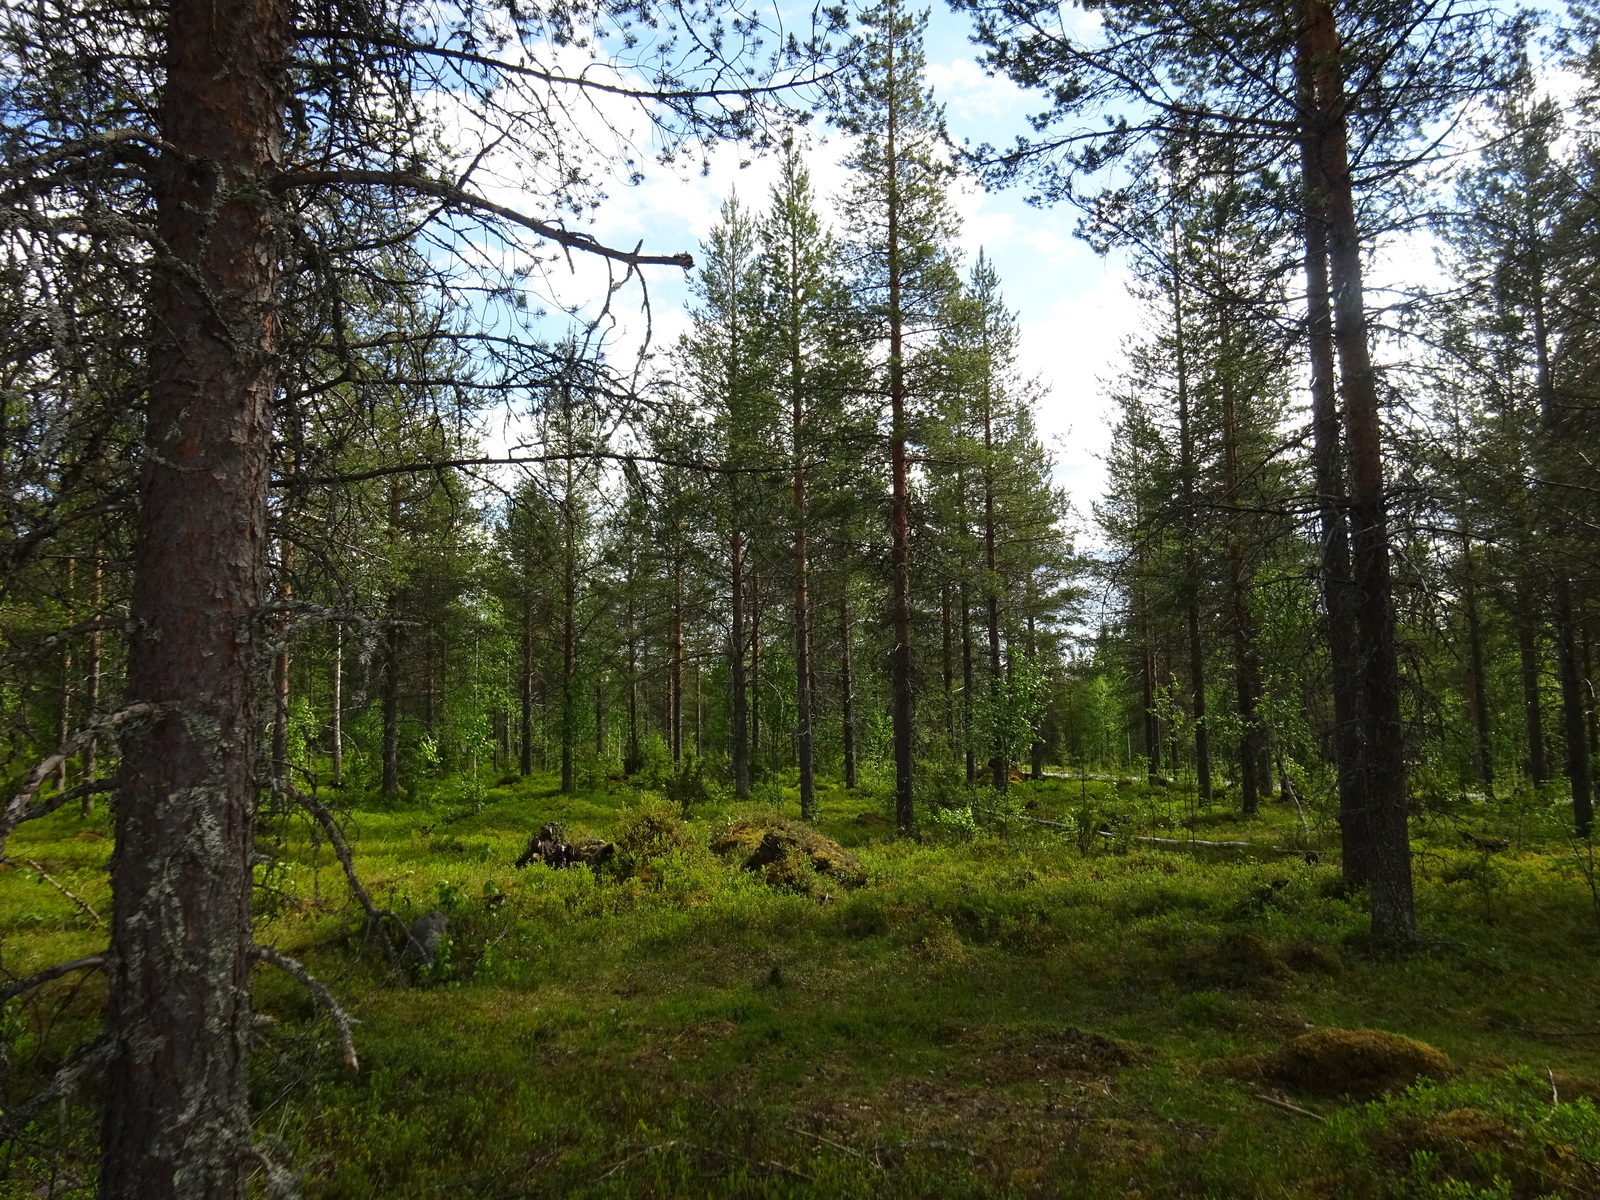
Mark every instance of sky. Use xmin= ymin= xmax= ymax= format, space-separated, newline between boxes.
xmin=493 ymin=4 xmax=1140 ymax=520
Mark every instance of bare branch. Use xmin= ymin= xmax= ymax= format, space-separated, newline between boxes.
xmin=0 ymin=956 xmax=105 ymax=1006
xmin=273 ymin=170 xmax=694 ymax=269
xmin=22 ymin=860 xmax=103 ymax=928
xmin=0 ymin=704 xmax=154 ymax=858
xmin=250 ymin=944 xmax=359 ymax=1074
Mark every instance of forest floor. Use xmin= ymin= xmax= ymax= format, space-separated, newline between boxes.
xmin=1 ymin=768 xmax=1598 ymax=1198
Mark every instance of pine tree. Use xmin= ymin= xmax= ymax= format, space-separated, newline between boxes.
xmin=836 ymin=0 xmax=961 ymax=830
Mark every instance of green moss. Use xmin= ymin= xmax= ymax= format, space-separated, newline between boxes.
xmin=0 ymin=772 xmax=1594 ymax=1198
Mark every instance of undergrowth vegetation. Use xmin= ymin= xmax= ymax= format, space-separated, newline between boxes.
xmin=0 ymin=771 xmax=1597 ymax=1197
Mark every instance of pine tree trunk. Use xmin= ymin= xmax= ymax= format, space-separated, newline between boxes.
xmin=1517 ymin=604 xmax=1547 ymax=785
xmin=840 ymin=588 xmax=858 ymax=789
xmin=961 ymin=577 xmax=976 ymax=785
xmin=103 ymin=0 xmax=286 ymax=1185
xmin=1027 ymin=609 xmax=1043 ymax=781
xmin=1171 ymin=231 xmax=1211 ymax=805
xmin=1304 ymin=0 xmax=1416 ymax=939
xmin=272 ymin=542 xmax=292 ymax=790
xmin=1461 ymin=540 xmax=1493 ymax=791
xmin=984 ymin=383 xmax=1005 ymax=793
xmin=83 ymin=548 xmax=103 ymax=810
xmin=731 ymin=528 xmax=749 ymax=798
xmin=520 ymin=596 xmax=534 ymax=777
xmin=751 ymin=569 xmax=763 ymax=776
xmin=671 ymin=562 xmax=683 ymax=763
xmin=885 ymin=25 xmax=916 ymax=833
xmin=941 ymin=584 xmax=955 ymax=747
xmin=331 ymin=625 xmax=343 ymax=787
xmin=1222 ymin=369 xmax=1261 ymax=816
xmin=1555 ymin=579 xmax=1593 ymax=834
xmin=1140 ymin=589 xmax=1160 ymax=782
xmin=561 ymin=511 xmax=576 ymax=796
xmin=794 ymin=403 xmax=815 ymax=820
xmin=57 ymin=558 xmax=74 ymax=791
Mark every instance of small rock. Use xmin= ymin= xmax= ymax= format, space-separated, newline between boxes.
xmin=405 ymin=910 xmax=448 ymax=966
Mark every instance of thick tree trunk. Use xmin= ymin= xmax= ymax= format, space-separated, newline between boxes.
xmin=1303 ymin=0 xmax=1415 ymax=938
xmin=839 ymin=588 xmax=858 ymax=789
xmin=731 ymin=528 xmax=749 ymax=798
xmin=104 ymin=0 xmax=286 ymax=1187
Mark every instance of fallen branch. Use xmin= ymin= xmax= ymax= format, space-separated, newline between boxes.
xmin=288 ymin=786 xmax=421 ymax=967
xmin=1019 ymin=817 xmax=1307 ymax=856
xmin=0 ymin=704 xmax=153 ymax=856
xmin=785 ymin=1125 xmax=872 ymax=1162
xmin=1252 ymin=1093 xmax=1324 ymax=1121
xmin=0 ymin=956 xmax=105 ymax=1005
xmin=251 ymin=944 xmax=359 ymax=1074
xmin=23 ymin=859 xmax=103 ymax=927
xmin=0 ymin=1034 xmax=113 ymax=1141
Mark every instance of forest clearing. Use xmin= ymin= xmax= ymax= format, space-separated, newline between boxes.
xmin=7 ymin=0 xmax=1600 ymax=1193
xmin=2 ymin=766 xmax=1598 ymax=1197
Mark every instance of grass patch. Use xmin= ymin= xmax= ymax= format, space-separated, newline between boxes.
xmin=0 ymin=771 xmax=1597 ymax=1196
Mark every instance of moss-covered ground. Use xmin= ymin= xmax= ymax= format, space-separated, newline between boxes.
xmin=1 ymin=770 xmax=1598 ymax=1197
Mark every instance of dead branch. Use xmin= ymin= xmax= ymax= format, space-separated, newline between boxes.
xmin=250 ymin=944 xmax=359 ymax=1074
xmin=274 ymin=170 xmax=694 ymax=269
xmin=22 ymin=860 xmax=103 ymax=927
xmin=0 ymin=703 xmax=153 ymax=856
xmin=0 ymin=956 xmax=105 ymax=1005
xmin=0 ymin=1034 xmax=113 ymax=1141
xmin=287 ymin=786 xmax=426 ymax=967
xmin=8 ymin=777 xmax=117 ymax=828
xmin=1252 ymin=1093 xmax=1325 ymax=1121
